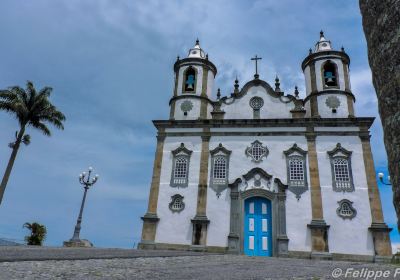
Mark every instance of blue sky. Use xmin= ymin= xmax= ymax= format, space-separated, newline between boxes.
xmin=0 ymin=0 xmax=397 ymax=249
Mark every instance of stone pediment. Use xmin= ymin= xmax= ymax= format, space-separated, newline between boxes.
xmin=220 ymin=78 xmax=302 ymax=107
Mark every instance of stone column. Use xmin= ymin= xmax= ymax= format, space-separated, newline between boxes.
xmin=228 ymin=181 xmax=240 ymax=253
xmin=191 ymin=129 xmax=210 ymax=248
xmin=138 ymin=129 xmax=166 ymax=249
xmin=306 ymin=127 xmax=330 ymax=259
xmin=199 ymin=66 xmax=209 ymax=119
xmin=276 ymin=179 xmax=289 ymax=257
xmin=169 ymin=70 xmax=179 ymax=120
xmin=309 ymin=62 xmax=320 ymax=118
xmin=360 ymin=128 xmax=392 ymax=260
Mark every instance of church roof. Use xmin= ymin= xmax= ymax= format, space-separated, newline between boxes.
xmin=314 ymin=30 xmax=333 ymax=52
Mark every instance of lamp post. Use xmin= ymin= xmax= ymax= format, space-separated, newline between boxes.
xmin=378 ymin=172 xmax=392 ymax=186
xmin=63 ymin=167 xmax=99 ymax=247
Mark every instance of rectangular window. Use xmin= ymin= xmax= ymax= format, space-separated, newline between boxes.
xmin=333 ymin=158 xmax=351 ymax=189
xmin=288 ymin=156 xmax=305 ymax=186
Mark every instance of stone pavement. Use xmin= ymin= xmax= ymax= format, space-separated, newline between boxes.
xmin=0 ymin=247 xmax=398 ymax=279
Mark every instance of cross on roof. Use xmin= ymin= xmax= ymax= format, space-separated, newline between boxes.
xmin=251 ymin=55 xmax=262 ymax=79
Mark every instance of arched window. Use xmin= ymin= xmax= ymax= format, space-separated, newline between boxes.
xmin=323 ymin=61 xmax=338 ymax=87
xmin=184 ymin=67 xmax=196 ymax=92
xmin=328 ymin=143 xmax=354 ymax=192
xmin=210 ymin=143 xmax=231 ymax=197
xmin=170 ymin=143 xmax=192 ymax=187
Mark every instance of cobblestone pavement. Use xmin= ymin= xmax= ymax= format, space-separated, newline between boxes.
xmin=0 ymin=254 xmax=398 ymax=280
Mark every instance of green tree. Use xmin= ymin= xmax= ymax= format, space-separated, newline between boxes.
xmin=23 ymin=222 xmax=47 ymax=246
xmin=0 ymin=81 xmax=66 ymax=204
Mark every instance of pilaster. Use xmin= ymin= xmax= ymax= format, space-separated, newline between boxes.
xmin=309 ymin=62 xmax=320 ymax=117
xmin=191 ymin=129 xmax=211 ymax=246
xmin=306 ymin=127 xmax=330 ymax=255
xmin=360 ymin=127 xmax=392 ymax=257
xmin=138 ymin=130 xmax=166 ymax=247
xmin=199 ymin=66 xmax=209 ymax=119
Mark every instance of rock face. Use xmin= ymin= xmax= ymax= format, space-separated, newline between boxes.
xmin=359 ymin=0 xmax=400 ymax=229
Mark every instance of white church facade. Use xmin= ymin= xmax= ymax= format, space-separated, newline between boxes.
xmin=139 ymin=32 xmax=392 ymax=261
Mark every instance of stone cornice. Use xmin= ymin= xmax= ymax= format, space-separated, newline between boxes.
xmin=174 ymin=57 xmax=217 ymax=76
xmin=169 ymin=94 xmax=217 ymax=106
xmin=301 ymin=50 xmax=350 ymax=70
xmin=303 ymin=90 xmax=356 ymax=103
xmin=153 ymin=117 xmax=375 ymax=129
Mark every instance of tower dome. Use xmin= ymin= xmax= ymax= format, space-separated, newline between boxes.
xmin=188 ymin=39 xmax=206 ymax=58
xmin=315 ymin=30 xmax=332 ymax=52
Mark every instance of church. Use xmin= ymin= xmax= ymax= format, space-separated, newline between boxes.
xmin=139 ymin=32 xmax=392 ymax=262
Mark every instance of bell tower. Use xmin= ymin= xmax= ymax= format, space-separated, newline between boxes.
xmin=302 ymin=31 xmax=355 ymax=118
xmin=169 ymin=39 xmax=217 ymax=120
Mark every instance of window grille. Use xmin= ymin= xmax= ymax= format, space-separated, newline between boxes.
xmin=173 ymin=156 xmax=188 ymax=184
xmin=333 ymin=158 xmax=351 ymax=189
xmin=246 ymin=141 xmax=268 ymax=162
xmin=288 ymin=156 xmax=305 ymax=186
xmin=169 ymin=194 xmax=185 ymax=213
xmin=213 ymin=156 xmax=227 ymax=185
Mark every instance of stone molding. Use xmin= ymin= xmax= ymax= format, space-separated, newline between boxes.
xmin=327 ymin=143 xmax=355 ymax=192
xmin=284 ymin=144 xmax=309 ymax=200
xmin=174 ymin=57 xmax=217 ymax=76
xmin=301 ymin=50 xmax=350 ymax=71
xmin=228 ymin=171 xmax=289 ymax=257
xmin=303 ymin=89 xmax=356 ymax=104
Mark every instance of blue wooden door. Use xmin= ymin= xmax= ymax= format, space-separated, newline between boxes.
xmin=244 ymin=197 xmax=272 ymax=256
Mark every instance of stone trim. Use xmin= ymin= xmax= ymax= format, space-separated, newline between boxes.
xmin=228 ymin=173 xmax=289 ymax=257
xmin=245 ymin=140 xmax=269 ymax=163
xmin=219 ymin=78 xmax=303 ymax=109
xmin=360 ymin=129 xmax=392 ymax=257
xmin=199 ymin=66 xmax=209 ymax=119
xmin=209 ymin=143 xmax=232 ymax=197
xmin=342 ymin=63 xmax=350 ymax=92
xmin=309 ymin=62 xmax=320 ymax=117
xmin=153 ymin=117 xmax=375 ymax=129
xmin=321 ymin=60 xmax=340 ymax=90
xmin=347 ymin=95 xmax=355 ymax=117
xmin=284 ymin=144 xmax=308 ymax=200
xmin=169 ymin=194 xmax=185 ymax=213
xmin=181 ymin=66 xmax=198 ymax=94
xmin=336 ymin=199 xmax=357 ymax=219
xmin=304 ymin=90 xmax=356 ymax=104
xmin=174 ymin=57 xmax=217 ymax=76
xmin=162 ymin=131 xmax=362 ymax=138
xmin=327 ymin=143 xmax=355 ymax=192
xmin=301 ymin=50 xmax=350 ymax=71
xmin=306 ymin=128 xmax=324 ymax=221
xmin=192 ymin=128 xmax=211 ymax=246
xmin=170 ymin=143 xmax=193 ymax=188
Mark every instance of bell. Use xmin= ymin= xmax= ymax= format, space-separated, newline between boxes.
xmin=187 ymin=84 xmax=193 ymax=90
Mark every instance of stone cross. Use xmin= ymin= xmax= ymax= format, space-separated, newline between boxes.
xmin=251 ymin=55 xmax=262 ymax=79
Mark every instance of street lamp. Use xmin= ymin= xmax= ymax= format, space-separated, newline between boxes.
xmin=63 ymin=167 xmax=99 ymax=247
xmin=378 ymin=172 xmax=392 ymax=186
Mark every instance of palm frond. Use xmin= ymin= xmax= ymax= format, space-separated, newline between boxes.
xmin=30 ymin=121 xmax=51 ymax=136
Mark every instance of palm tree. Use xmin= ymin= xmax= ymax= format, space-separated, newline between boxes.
xmin=23 ymin=222 xmax=47 ymax=246
xmin=0 ymin=81 xmax=66 ymax=204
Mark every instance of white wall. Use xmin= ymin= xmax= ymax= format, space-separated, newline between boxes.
xmin=221 ymin=86 xmax=295 ymax=119
xmin=316 ymin=136 xmax=374 ymax=256
xmin=317 ymin=94 xmax=349 ymax=118
xmin=154 ymin=133 xmax=375 ymax=256
xmin=174 ymin=98 xmax=202 ymax=120
xmin=155 ymin=136 xmax=202 ymax=245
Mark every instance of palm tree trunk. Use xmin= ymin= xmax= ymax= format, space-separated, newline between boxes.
xmin=0 ymin=127 xmax=25 ymax=205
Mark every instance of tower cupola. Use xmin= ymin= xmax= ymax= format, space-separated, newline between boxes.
xmin=188 ymin=39 xmax=206 ymax=58
xmin=315 ymin=31 xmax=333 ymax=52
xmin=302 ymin=31 xmax=355 ymax=118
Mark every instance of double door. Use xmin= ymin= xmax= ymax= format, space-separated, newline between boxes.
xmin=244 ymin=197 xmax=272 ymax=256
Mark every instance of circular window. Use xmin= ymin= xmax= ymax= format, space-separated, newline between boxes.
xmin=322 ymin=43 xmax=328 ymax=47
xmin=191 ymin=51 xmax=197 ymax=54
xmin=249 ymin=97 xmax=264 ymax=110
